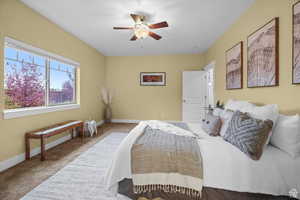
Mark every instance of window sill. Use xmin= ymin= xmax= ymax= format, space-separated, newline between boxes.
xmin=3 ymin=104 xmax=80 ymax=119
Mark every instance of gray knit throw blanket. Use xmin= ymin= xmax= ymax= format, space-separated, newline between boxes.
xmin=131 ymin=126 xmax=203 ymax=199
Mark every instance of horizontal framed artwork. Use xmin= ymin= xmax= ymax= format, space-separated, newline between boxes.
xmin=247 ymin=17 xmax=279 ymax=88
xmin=293 ymin=1 xmax=300 ymax=84
xmin=140 ymin=72 xmax=166 ymax=86
xmin=226 ymin=41 xmax=243 ymax=90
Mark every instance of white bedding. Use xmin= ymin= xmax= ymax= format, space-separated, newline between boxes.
xmin=188 ymin=123 xmax=300 ymax=197
xmin=105 ymin=121 xmax=300 ymax=198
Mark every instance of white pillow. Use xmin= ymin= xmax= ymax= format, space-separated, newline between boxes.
xmin=247 ymin=104 xmax=279 ymax=125
xmin=270 ymin=114 xmax=300 ymax=158
xmin=225 ymin=99 xmax=255 ymax=112
xmin=219 ymin=109 xmax=234 ymax=137
xmin=225 ymin=100 xmax=279 ymax=124
xmin=213 ymin=108 xmax=223 ymax=117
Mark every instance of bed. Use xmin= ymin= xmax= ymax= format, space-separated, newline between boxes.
xmin=104 ymin=120 xmax=300 ymax=200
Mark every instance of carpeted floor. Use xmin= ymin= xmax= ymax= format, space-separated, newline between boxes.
xmin=21 ymin=132 xmax=129 ymax=200
xmin=0 ymin=123 xmax=136 ymax=200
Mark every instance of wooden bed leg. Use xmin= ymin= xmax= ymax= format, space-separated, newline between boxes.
xmin=25 ymin=135 xmax=30 ymax=160
xmin=40 ymin=136 xmax=46 ymax=161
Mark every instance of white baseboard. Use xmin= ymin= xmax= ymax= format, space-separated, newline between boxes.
xmin=0 ymin=120 xmax=104 ymax=173
xmin=111 ymin=119 xmax=141 ymax=123
xmin=0 ymin=134 xmax=71 ymax=172
xmin=111 ymin=119 xmax=182 ymax=123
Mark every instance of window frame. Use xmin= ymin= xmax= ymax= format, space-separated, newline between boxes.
xmin=3 ymin=37 xmax=80 ymax=119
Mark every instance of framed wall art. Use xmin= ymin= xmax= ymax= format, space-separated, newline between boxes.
xmin=140 ymin=72 xmax=166 ymax=86
xmin=293 ymin=2 xmax=300 ymax=84
xmin=226 ymin=42 xmax=243 ymax=89
xmin=247 ymin=18 xmax=279 ymax=88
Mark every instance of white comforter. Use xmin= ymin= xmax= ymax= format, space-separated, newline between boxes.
xmin=105 ymin=121 xmax=300 ymax=198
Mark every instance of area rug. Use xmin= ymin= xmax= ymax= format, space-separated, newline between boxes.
xmin=21 ymin=132 xmax=130 ymax=200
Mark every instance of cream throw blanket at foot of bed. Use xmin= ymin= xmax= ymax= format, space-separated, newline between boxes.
xmin=131 ymin=123 xmax=203 ymax=198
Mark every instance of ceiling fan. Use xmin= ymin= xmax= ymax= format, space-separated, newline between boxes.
xmin=113 ymin=14 xmax=169 ymax=41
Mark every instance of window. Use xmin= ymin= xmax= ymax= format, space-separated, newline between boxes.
xmin=3 ymin=38 xmax=79 ymax=118
xmin=49 ymin=60 xmax=76 ymax=105
xmin=4 ymin=47 xmax=46 ymax=109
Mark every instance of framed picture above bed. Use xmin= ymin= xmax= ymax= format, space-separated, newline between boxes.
xmin=247 ymin=18 xmax=279 ymax=88
xmin=140 ymin=72 xmax=166 ymax=86
xmin=226 ymin=42 xmax=243 ymax=90
xmin=293 ymin=2 xmax=300 ymax=84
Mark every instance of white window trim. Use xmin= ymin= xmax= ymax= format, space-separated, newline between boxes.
xmin=5 ymin=37 xmax=80 ymax=67
xmin=3 ymin=104 xmax=80 ymax=119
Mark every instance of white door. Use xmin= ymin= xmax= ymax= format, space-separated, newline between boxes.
xmin=182 ymin=71 xmax=208 ymax=123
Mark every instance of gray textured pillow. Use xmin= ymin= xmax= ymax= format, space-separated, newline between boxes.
xmin=201 ymin=112 xmax=222 ymax=136
xmin=223 ymin=111 xmax=273 ymax=160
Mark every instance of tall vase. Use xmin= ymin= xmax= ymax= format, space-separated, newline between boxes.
xmin=104 ymin=105 xmax=112 ymax=123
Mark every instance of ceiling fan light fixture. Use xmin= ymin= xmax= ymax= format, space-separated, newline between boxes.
xmin=134 ymin=23 xmax=149 ymax=39
xmin=113 ymin=14 xmax=166 ymax=41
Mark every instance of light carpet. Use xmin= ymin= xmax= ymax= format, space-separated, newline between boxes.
xmin=21 ymin=132 xmax=130 ymax=200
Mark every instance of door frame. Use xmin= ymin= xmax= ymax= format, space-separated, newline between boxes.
xmin=203 ymin=61 xmax=215 ymax=108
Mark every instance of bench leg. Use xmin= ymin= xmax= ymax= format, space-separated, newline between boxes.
xmin=40 ymin=136 xmax=46 ymax=161
xmin=80 ymin=125 xmax=84 ymax=141
xmin=71 ymin=128 xmax=74 ymax=139
xmin=25 ymin=135 xmax=30 ymax=160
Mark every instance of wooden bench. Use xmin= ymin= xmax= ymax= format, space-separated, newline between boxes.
xmin=25 ymin=120 xmax=84 ymax=161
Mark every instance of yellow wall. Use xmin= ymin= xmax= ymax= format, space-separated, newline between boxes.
xmin=105 ymin=54 xmax=203 ymax=121
xmin=203 ymin=0 xmax=300 ymax=114
xmin=0 ymin=0 xmax=105 ymax=162
xmin=2 ymin=0 xmax=299 ymax=165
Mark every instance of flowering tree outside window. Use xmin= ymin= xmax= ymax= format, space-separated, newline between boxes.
xmin=4 ymin=45 xmax=76 ymax=110
xmin=5 ymin=62 xmax=45 ymax=108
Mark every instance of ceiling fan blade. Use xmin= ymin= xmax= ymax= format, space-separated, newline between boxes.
xmin=148 ymin=21 xmax=169 ymax=29
xmin=130 ymin=14 xmax=140 ymax=22
xmin=113 ymin=27 xmax=133 ymax=30
xmin=149 ymin=32 xmax=162 ymax=40
xmin=130 ymin=35 xmax=138 ymax=41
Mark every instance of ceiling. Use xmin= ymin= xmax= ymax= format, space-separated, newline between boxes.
xmin=21 ymin=0 xmax=254 ymax=56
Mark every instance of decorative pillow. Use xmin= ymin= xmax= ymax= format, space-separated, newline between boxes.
xmin=223 ymin=111 xmax=273 ymax=160
xmin=201 ymin=112 xmax=222 ymax=136
xmin=219 ymin=109 xmax=234 ymax=137
xmin=247 ymin=104 xmax=279 ymax=144
xmin=225 ymin=100 xmax=279 ymax=144
xmin=271 ymin=114 xmax=300 ymax=158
